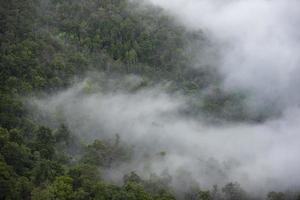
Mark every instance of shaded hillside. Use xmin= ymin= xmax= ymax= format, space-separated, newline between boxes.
xmin=0 ymin=0 xmax=294 ymax=199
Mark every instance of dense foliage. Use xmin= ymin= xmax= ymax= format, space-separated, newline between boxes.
xmin=0 ymin=0 xmax=298 ymax=199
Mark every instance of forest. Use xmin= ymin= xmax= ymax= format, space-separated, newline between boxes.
xmin=0 ymin=0 xmax=299 ymax=199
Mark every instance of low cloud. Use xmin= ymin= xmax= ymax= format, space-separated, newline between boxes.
xmin=146 ymin=0 xmax=300 ymax=114
xmin=28 ymin=0 xmax=300 ymax=197
xmin=31 ymin=76 xmax=300 ymax=196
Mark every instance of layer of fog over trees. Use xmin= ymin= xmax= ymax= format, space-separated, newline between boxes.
xmin=148 ymin=0 xmax=300 ymax=112
xmin=28 ymin=0 xmax=300 ymax=198
xmin=2 ymin=0 xmax=292 ymax=197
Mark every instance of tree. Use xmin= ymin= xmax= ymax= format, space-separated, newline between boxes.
xmin=48 ymin=176 xmax=74 ymax=200
xmin=0 ymin=157 xmax=16 ymax=200
xmin=222 ymin=183 xmax=248 ymax=200
xmin=123 ymin=172 xmax=142 ymax=184
xmin=14 ymin=176 xmax=33 ymax=200
xmin=32 ymin=126 xmax=55 ymax=159
xmin=198 ymin=191 xmax=211 ymax=200
xmin=31 ymin=160 xmax=64 ymax=185
xmin=1 ymin=142 xmax=32 ymax=175
xmin=9 ymin=128 xmax=23 ymax=144
xmin=125 ymin=49 xmax=138 ymax=65
xmin=267 ymin=192 xmax=285 ymax=200
xmin=32 ymin=176 xmax=73 ymax=200
xmin=68 ymin=164 xmax=100 ymax=190
xmin=124 ymin=182 xmax=153 ymax=200
xmin=54 ymin=124 xmax=70 ymax=145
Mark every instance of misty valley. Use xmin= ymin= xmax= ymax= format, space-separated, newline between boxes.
xmin=1 ymin=0 xmax=300 ymax=199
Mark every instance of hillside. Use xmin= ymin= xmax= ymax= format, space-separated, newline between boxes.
xmin=0 ymin=0 xmax=299 ymax=199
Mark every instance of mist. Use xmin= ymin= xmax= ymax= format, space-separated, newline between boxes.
xmin=28 ymin=0 xmax=300 ymax=198
xmin=31 ymin=74 xmax=300 ymax=196
xmin=146 ymin=0 xmax=300 ymax=114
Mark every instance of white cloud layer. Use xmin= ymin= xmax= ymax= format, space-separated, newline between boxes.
xmin=33 ymin=80 xmax=300 ymax=195
xmin=146 ymin=0 xmax=300 ymax=112
xmin=31 ymin=0 xmax=300 ymax=196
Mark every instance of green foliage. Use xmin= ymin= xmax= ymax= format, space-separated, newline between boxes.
xmin=14 ymin=176 xmax=34 ymax=200
xmin=68 ymin=164 xmax=100 ymax=190
xmin=54 ymin=124 xmax=70 ymax=145
xmin=30 ymin=126 xmax=55 ymax=159
xmin=82 ymin=136 xmax=131 ymax=167
xmin=31 ymin=159 xmax=64 ymax=185
xmin=124 ymin=182 xmax=153 ymax=200
xmin=48 ymin=176 xmax=74 ymax=200
xmin=124 ymin=171 xmax=143 ymax=184
xmin=267 ymin=192 xmax=286 ymax=200
xmin=1 ymin=141 xmax=32 ymax=175
xmin=197 ymin=191 xmax=211 ymax=200
xmin=222 ymin=182 xmax=248 ymax=200
xmin=0 ymin=157 xmax=16 ymax=199
xmin=0 ymin=0 xmax=297 ymax=199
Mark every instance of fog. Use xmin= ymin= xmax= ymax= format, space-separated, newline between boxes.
xmin=146 ymin=0 xmax=300 ymax=114
xmin=32 ymin=75 xmax=300 ymax=196
xmin=30 ymin=0 xmax=300 ymax=197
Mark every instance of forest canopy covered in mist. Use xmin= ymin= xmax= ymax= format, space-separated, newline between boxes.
xmin=1 ymin=0 xmax=300 ymax=199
